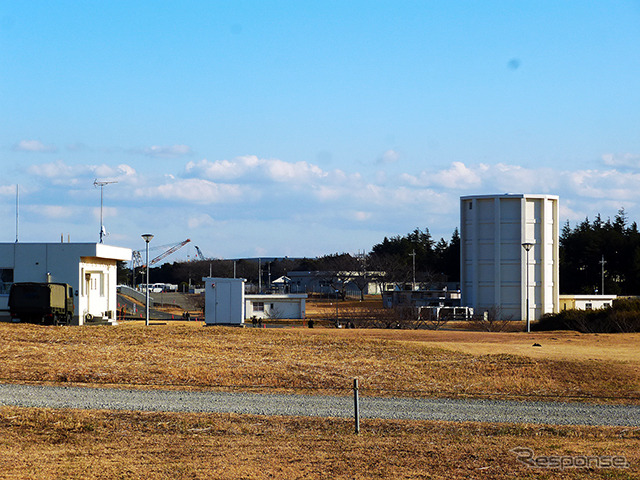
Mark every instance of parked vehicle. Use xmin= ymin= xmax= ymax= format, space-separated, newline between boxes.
xmin=8 ymin=282 xmax=75 ymax=325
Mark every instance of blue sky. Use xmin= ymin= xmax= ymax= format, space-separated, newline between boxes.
xmin=2 ymin=1 xmax=640 ymax=259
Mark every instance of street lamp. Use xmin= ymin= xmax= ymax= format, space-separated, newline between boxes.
xmin=521 ymin=242 xmax=534 ymax=333
xmin=142 ymin=234 xmax=154 ymax=326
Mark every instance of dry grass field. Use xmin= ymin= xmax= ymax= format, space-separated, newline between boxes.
xmin=1 ymin=319 xmax=639 ymax=479
xmin=0 ymin=407 xmax=638 ymax=479
xmin=0 ymin=322 xmax=638 ymax=402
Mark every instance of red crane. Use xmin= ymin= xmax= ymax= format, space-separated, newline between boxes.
xmin=132 ymin=239 xmax=191 ymax=268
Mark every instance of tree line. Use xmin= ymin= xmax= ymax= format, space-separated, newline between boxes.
xmin=126 ymin=227 xmax=462 ymax=289
xmin=560 ymin=208 xmax=640 ymax=295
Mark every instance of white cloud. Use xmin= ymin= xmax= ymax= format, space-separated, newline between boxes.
xmin=42 ymin=205 xmax=74 ymax=219
xmin=139 ymin=145 xmax=193 ymax=158
xmin=12 ymin=153 xmax=640 ymax=257
xmin=351 ymin=211 xmax=372 ymax=221
xmin=185 ymin=155 xmax=339 ymax=185
xmin=601 ymin=153 xmax=640 ymax=168
xmin=13 ymin=140 xmax=57 ymax=153
xmin=187 ymin=213 xmax=216 ymax=229
xmin=0 ymin=185 xmax=18 ymax=196
xmin=28 ymin=160 xmax=75 ymax=179
xmin=185 ymin=156 xmax=260 ymax=180
xmin=264 ymin=158 xmax=326 ymax=182
xmin=27 ymin=161 xmax=138 ymax=186
xmin=134 ymin=178 xmax=244 ymax=204
xmin=91 ymin=206 xmax=118 ymax=221
xmin=377 ymin=149 xmax=400 ymax=164
xmin=567 ymin=168 xmax=640 ymax=201
xmin=403 ymin=161 xmax=483 ymax=189
xmin=24 ymin=204 xmax=77 ymax=219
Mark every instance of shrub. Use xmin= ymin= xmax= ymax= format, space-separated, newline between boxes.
xmin=534 ymin=298 xmax=640 ymax=333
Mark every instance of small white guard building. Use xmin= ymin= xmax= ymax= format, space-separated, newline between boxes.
xmin=0 ymin=242 xmax=131 ymax=325
xmin=559 ymin=294 xmax=617 ymax=311
xmin=245 ymin=294 xmax=307 ymax=320
xmin=203 ymin=277 xmax=245 ymax=326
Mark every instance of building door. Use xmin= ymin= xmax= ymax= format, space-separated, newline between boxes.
xmin=214 ymin=281 xmax=231 ymax=324
xmin=85 ymin=272 xmax=106 ymax=319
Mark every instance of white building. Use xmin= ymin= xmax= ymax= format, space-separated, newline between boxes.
xmin=245 ymin=294 xmax=307 ymax=319
xmin=287 ymin=270 xmax=385 ymax=296
xmin=0 ymin=242 xmax=131 ymax=325
xmin=559 ymin=294 xmax=617 ymax=311
xmin=460 ymin=194 xmax=560 ymax=321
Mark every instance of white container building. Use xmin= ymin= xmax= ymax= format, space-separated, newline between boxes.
xmin=460 ymin=194 xmax=560 ymax=321
xmin=203 ymin=277 xmax=245 ymax=326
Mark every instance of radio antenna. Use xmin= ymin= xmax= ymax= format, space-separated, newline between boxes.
xmin=94 ymin=179 xmax=118 ymax=243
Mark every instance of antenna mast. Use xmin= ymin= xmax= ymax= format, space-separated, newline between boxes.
xmin=94 ymin=179 xmax=118 ymax=243
xmin=15 ymin=184 xmax=19 ymax=243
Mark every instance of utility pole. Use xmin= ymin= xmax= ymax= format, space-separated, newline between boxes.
xmin=600 ymin=255 xmax=606 ymax=295
xmin=15 ymin=184 xmax=19 ymax=243
xmin=409 ymin=250 xmax=416 ymax=291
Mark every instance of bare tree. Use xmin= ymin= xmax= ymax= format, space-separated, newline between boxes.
xmin=466 ymin=305 xmax=514 ymax=332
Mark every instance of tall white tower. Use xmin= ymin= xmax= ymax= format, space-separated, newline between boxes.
xmin=460 ymin=194 xmax=559 ymax=321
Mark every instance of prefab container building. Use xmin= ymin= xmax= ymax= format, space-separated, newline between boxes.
xmin=203 ymin=277 xmax=245 ymax=326
xmin=460 ymin=194 xmax=560 ymax=321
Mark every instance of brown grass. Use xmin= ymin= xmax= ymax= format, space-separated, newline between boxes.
xmin=0 ymin=406 xmax=638 ymax=480
xmin=0 ymin=323 xmax=638 ymax=402
xmin=2 ymin=318 xmax=639 ymax=479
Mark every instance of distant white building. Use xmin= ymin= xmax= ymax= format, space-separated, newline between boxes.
xmin=287 ymin=271 xmax=385 ymax=296
xmin=245 ymin=294 xmax=307 ymax=319
xmin=460 ymin=194 xmax=560 ymax=320
xmin=559 ymin=294 xmax=617 ymax=311
xmin=0 ymin=242 xmax=131 ymax=325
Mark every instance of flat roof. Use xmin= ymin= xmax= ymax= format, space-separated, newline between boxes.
xmin=245 ymin=294 xmax=308 ymax=300
xmin=460 ymin=193 xmax=559 ymax=200
xmin=1 ymin=242 xmax=131 ymax=261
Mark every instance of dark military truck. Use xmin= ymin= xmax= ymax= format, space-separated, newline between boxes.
xmin=8 ymin=282 xmax=74 ymax=325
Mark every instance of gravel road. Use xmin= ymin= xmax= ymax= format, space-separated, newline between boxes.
xmin=1 ymin=383 xmax=638 ymax=427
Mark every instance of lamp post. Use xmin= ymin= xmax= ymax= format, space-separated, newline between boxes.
xmin=522 ymin=242 xmax=534 ymax=333
xmin=142 ymin=234 xmax=154 ymax=326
